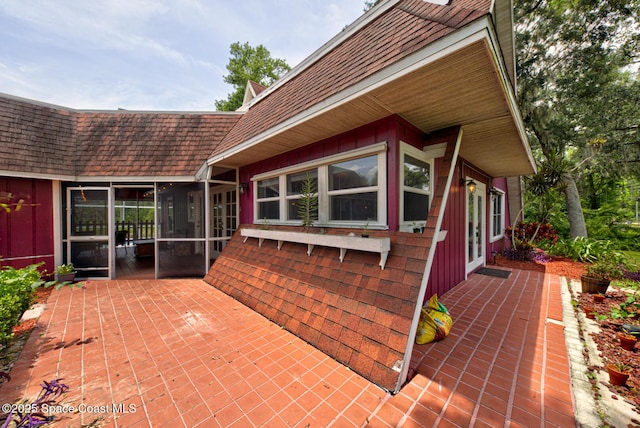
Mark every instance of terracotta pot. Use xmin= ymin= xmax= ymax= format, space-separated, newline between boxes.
xmin=619 ymin=333 xmax=637 ymax=351
xmin=581 ymin=275 xmax=610 ymax=294
xmin=607 ymin=364 xmax=630 ymax=386
xmin=583 ymin=306 xmax=596 ymax=319
xmin=593 ymin=294 xmax=605 ymax=303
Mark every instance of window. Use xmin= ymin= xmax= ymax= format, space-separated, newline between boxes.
xmin=286 ymin=170 xmax=318 ymax=221
xmin=400 ymin=143 xmax=433 ymax=231
xmin=252 ymin=144 xmax=387 ymax=227
xmin=490 ymin=189 xmax=505 ymax=241
xmin=256 ymin=177 xmax=280 ymax=220
xmin=329 ymin=156 xmax=378 ymax=222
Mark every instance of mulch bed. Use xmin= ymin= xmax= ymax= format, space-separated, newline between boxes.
xmin=577 ymin=290 xmax=640 ymax=415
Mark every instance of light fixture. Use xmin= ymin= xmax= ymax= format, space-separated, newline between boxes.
xmin=466 ymin=179 xmax=477 ymax=194
xmin=239 ymin=182 xmax=249 ymax=194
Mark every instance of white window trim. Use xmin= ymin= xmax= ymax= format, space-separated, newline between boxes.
xmin=399 ymin=142 xmax=434 ymax=233
xmin=252 ymin=143 xmax=387 ymax=228
xmin=490 ymin=188 xmax=505 ymax=242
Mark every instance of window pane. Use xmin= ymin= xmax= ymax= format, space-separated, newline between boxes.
xmin=258 ymin=201 xmax=279 ymax=219
xmin=492 ymin=194 xmax=503 ymax=237
xmin=329 ymin=156 xmax=378 ymax=190
xmin=404 ymin=191 xmax=429 ymax=222
xmin=287 ymin=170 xmax=317 ymax=195
xmin=330 ymin=192 xmax=377 ymax=221
xmin=258 ymin=178 xmax=279 ymax=199
xmin=404 ymin=155 xmax=430 ymax=191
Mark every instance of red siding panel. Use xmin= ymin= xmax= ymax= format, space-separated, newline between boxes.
xmin=0 ymin=177 xmax=54 ymax=271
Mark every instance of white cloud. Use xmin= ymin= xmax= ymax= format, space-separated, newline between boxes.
xmin=0 ymin=0 xmax=365 ymax=110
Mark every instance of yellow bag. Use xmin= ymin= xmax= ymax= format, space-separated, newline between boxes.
xmin=415 ymin=294 xmax=453 ymax=345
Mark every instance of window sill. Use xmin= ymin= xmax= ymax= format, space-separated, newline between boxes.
xmin=240 ymin=228 xmax=391 ymax=269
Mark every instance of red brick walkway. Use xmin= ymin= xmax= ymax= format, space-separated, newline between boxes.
xmin=0 ymin=269 xmax=576 ymax=427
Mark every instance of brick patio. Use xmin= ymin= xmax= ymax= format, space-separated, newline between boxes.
xmin=0 ymin=268 xmax=576 ymax=427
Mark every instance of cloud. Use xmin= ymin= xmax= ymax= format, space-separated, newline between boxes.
xmin=0 ymin=0 xmax=365 ymax=109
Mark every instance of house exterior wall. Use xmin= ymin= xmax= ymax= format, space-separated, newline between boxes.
xmin=0 ymin=177 xmax=55 ymax=272
xmin=427 ymin=162 xmax=511 ymax=298
xmin=238 ymin=115 xmax=425 ymax=231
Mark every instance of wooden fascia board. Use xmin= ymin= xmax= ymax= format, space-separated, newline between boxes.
xmin=74 ymin=175 xmax=201 ymax=183
xmin=208 ymin=18 xmax=495 ymax=166
xmin=484 ymin=19 xmax=537 ymax=175
xmin=395 ymin=126 xmax=464 ymax=393
xmin=0 ymin=169 xmax=76 ymax=182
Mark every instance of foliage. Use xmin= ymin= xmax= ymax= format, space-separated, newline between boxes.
xmin=0 ymin=379 xmax=68 ymax=427
xmin=363 ymin=0 xmax=382 ymax=11
xmin=214 ymin=42 xmax=291 ymax=111
xmin=504 ymin=222 xmax=558 ymax=260
xmin=297 ymin=172 xmax=318 ymax=230
xmin=584 ymin=256 xmax=625 ymax=281
xmin=507 ymin=221 xmax=558 ymax=246
xmin=546 ymin=237 xmax=625 ymax=263
xmin=609 ymin=361 xmax=632 ymax=374
xmin=516 ymin=0 xmax=640 ymax=238
xmin=54 ymin=263 xmax=74 ymax=275
xmin=0 ymin=265 xmax=41 ymax=344
xmin=610 ymin=293 xmax=640 ymax=319
xmin=0 ymin=192 xmax=38 ymax=214
xmin=501 ymin=246 xmax=535 ymax=261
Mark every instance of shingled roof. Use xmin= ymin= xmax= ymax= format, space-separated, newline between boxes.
xmin=209 ymin=0 xmax=492 ymax=161
xmin=0 ymin=94 xmax=243 ymax=180
xmin=0 ymin=95 xmax=76 ymax=179
xmin=75 ymin=112 xmax=241 ymax=178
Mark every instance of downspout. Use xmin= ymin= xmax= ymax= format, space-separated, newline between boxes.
xmin=394 ymin=127 xmax=463 ymax=393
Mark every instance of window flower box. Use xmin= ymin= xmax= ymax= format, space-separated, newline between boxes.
xmin=241 ymin=228 xmax=391 ymax=269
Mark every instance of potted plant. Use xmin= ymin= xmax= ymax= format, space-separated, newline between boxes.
xmin=55 ymin=263 xmax=76 ymax=283
xmin=361 ymin=222 xmax=370 ymax=238
xmin=581 ymin=257 xmax=624 ymax=294
xmin=618 ymin=331 xmax=637 ymax=351
xmin=606 ymin=361 xmax=631 ymax=386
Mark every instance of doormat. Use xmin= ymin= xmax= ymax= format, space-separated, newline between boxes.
xmin=476 ymin=267 xmax=511 ymax=278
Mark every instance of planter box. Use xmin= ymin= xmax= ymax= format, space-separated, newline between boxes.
xmin=241 ymin=228 xmax=391 ymax=269
xmin=55 ymin=272 xmax=76 ymax=283
xmin=580 ymin=275 xmax=610 ymax=294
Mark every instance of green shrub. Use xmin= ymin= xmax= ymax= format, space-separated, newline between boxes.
xmin=547 ymin=237 xmax=626 ymax=264
xmin=0 ymin=264 xmax=43 ymax=343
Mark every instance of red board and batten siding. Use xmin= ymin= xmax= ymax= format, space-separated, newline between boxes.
xmin=238 ymin=115 xmax=424 ymax=229
xmin=427 ymin=163 xmax=511 ymax=298
xmin=0 ymin=177 xmax=55 ymax=271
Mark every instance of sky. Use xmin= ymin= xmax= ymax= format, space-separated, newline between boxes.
xmin=0 ymin=1 xmax=366 ymax=111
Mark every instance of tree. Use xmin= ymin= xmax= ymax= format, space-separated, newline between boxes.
xmin=215 ymin=42 xmax=291 ymax=111
xmin=364 ymin=0 xmax=382 ymax=11
xmin=515 ymin=0 xmax=640 ymax=238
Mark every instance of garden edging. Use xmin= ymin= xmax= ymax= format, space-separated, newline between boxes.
xmin=565 ymin=277 xmax=638 ymax=427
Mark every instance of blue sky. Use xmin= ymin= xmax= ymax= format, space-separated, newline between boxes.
xmin=0 ymin=1 xmax=366 ymax=110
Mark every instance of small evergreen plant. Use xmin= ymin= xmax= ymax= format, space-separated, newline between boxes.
xmin=298 ymin=172 xmax=318 ymax=230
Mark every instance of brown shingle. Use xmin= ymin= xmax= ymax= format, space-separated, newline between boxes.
xmin=204 ymin=227 xmax=429 ymax=391
xmin=74 ymin=112 xmax=242 ymax=177
xmin=210 ymin=0 xmax=491 ymax=160
xmin=0 ymin=96 xmax=75 ymax=176
xmin=0 ymin=95 xmax=243 ymax=179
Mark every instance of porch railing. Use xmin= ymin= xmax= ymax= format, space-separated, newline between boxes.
xmin=72 ymin=220 xmax=155 ymax=242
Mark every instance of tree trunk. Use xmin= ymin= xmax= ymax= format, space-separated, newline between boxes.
xmin=563 ymin=174 xmax=588 ymax=238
